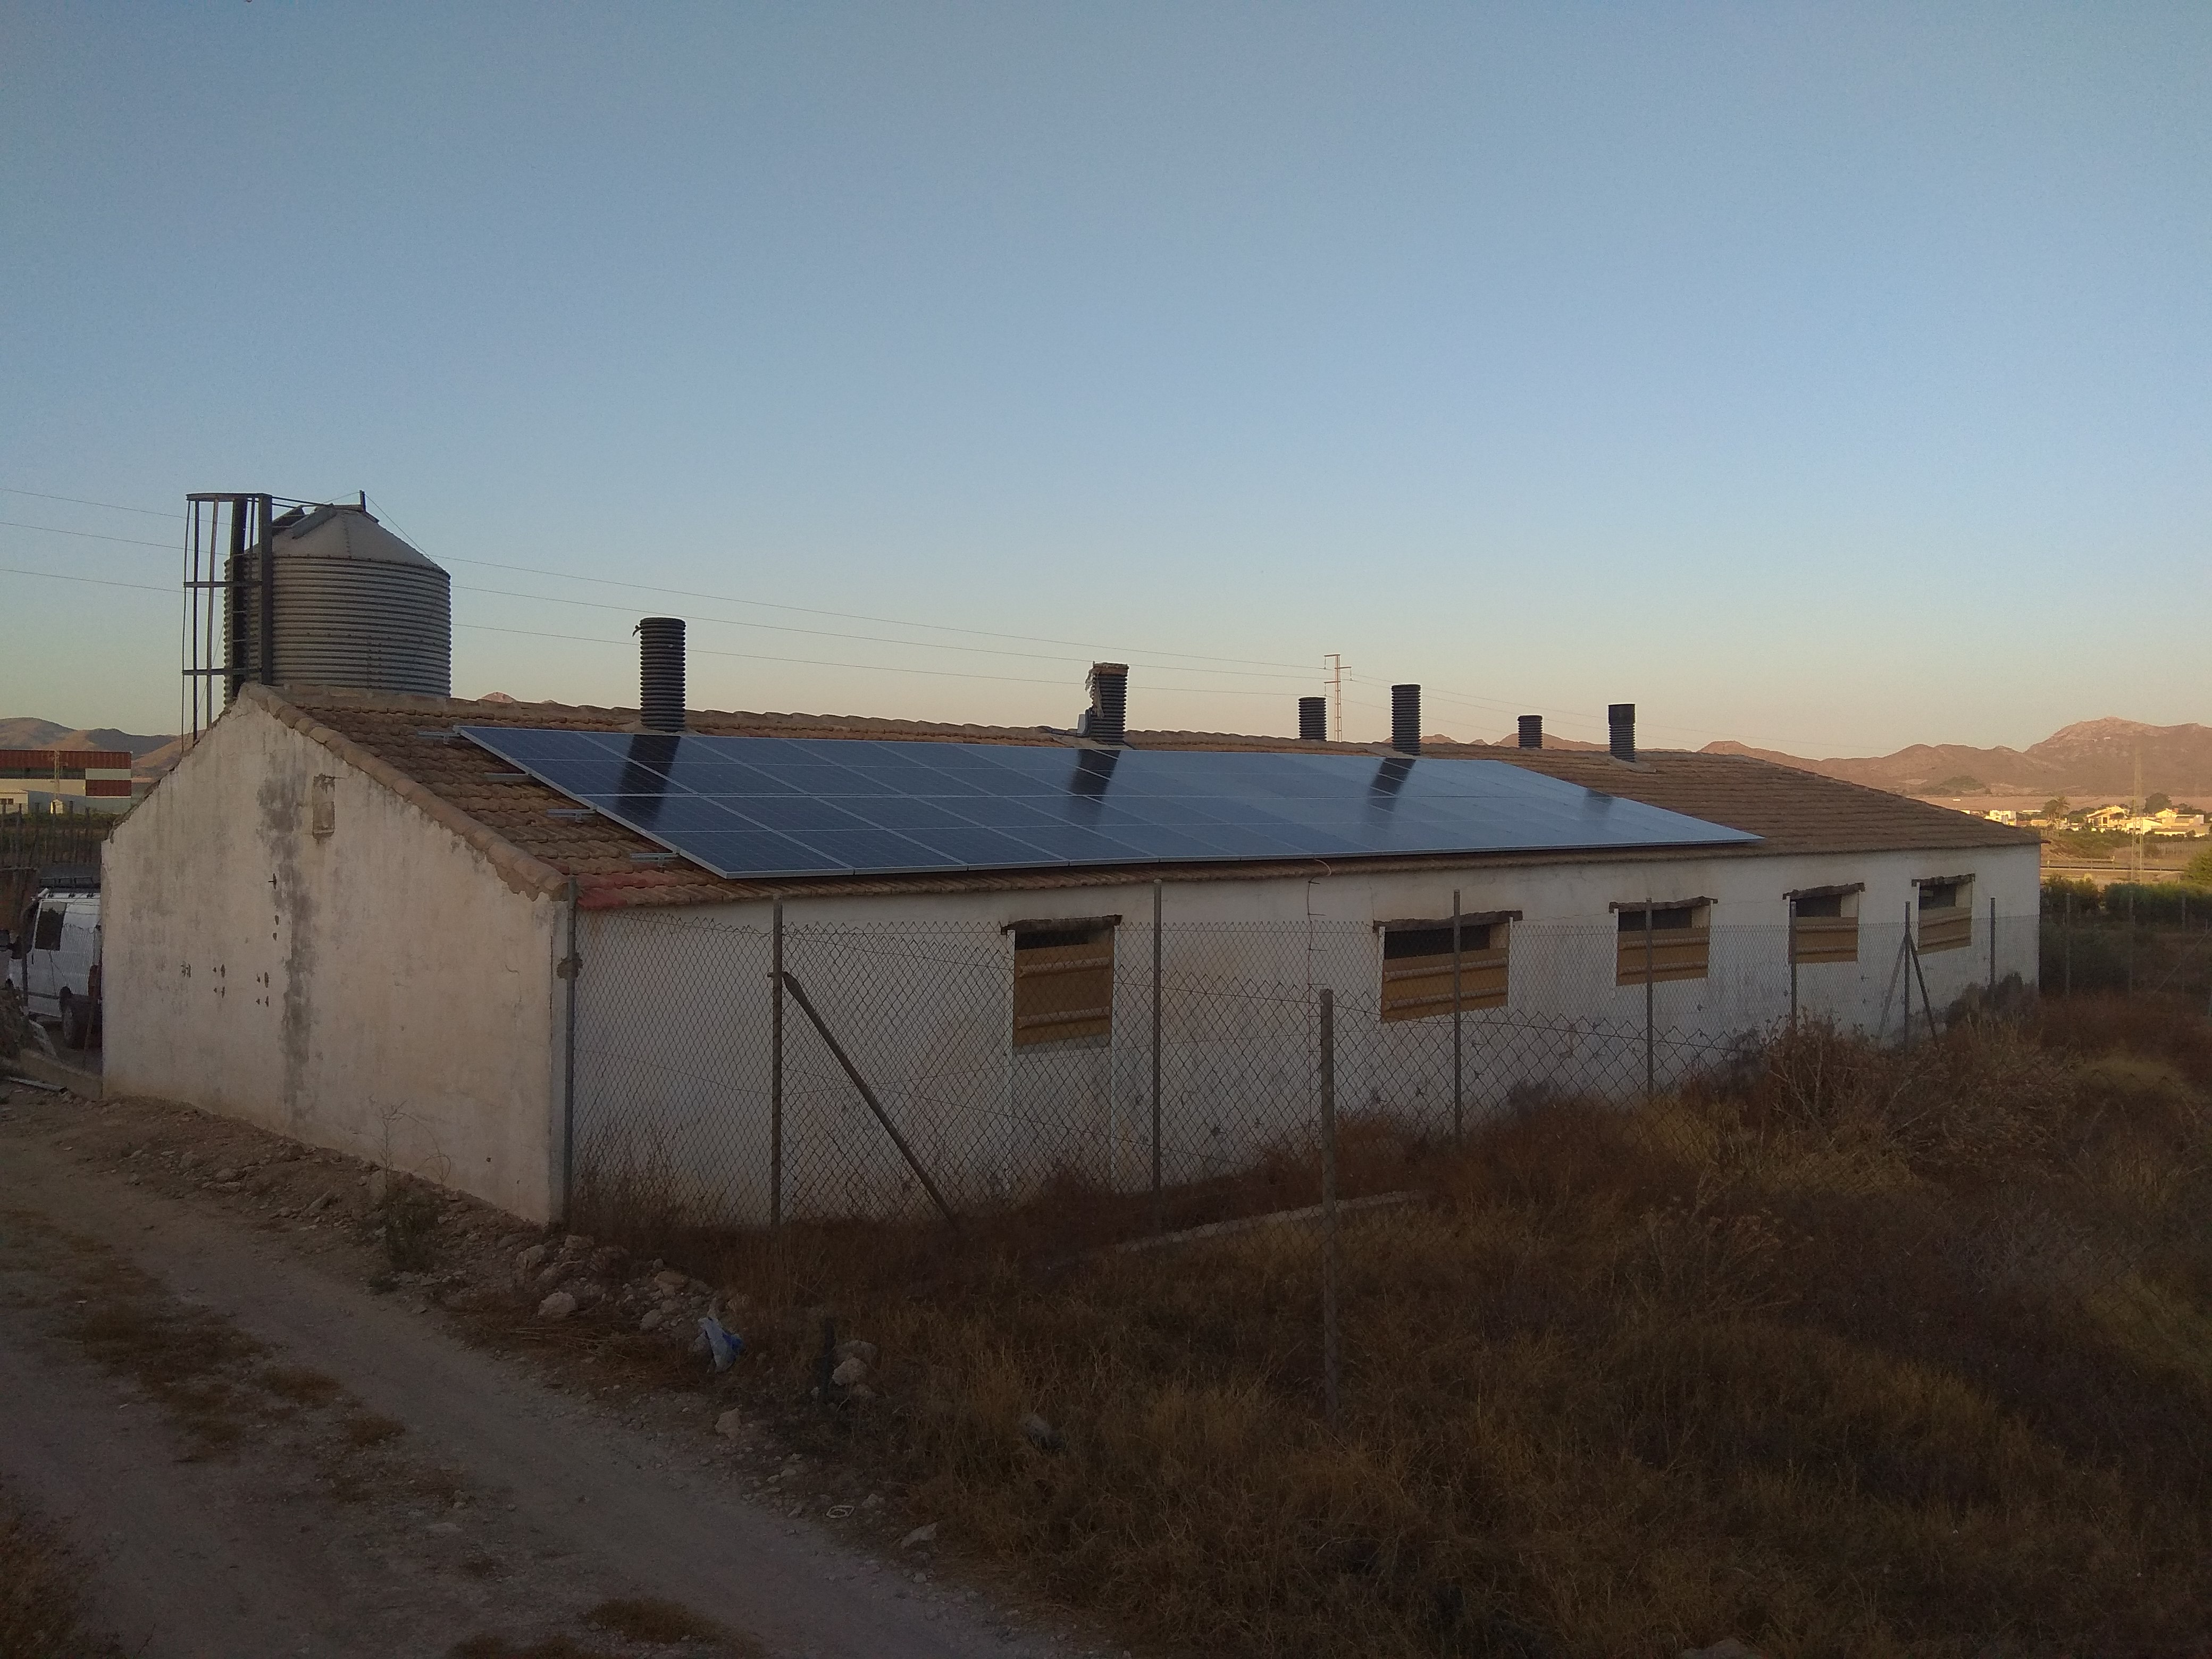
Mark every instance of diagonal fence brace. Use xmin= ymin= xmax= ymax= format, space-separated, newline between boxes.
xmin=777 ymin=969 xmax=958 ymax=1226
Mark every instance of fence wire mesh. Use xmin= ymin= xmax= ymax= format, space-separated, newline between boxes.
xmin=571 ymin=903 xmax=2049 ymax=1232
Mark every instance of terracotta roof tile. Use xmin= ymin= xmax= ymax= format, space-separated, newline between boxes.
xmin=264 ymin=686 xmax=2035 ymax=909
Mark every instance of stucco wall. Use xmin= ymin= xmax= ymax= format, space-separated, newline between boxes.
xmin=573 ymin=839 xmax=2041 ymax=1223
xmin=103 ymin=703 xmax=565 ymax=1219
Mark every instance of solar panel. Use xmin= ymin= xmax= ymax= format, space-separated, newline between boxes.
xmin=460 ymin=727 xmax=1759 ymax=880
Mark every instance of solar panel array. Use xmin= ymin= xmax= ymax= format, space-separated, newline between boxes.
xmin=459 ymin=726 xmax=1758 ymax=881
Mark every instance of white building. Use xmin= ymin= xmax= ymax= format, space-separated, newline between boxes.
xmin=103 ymin=677 xmax=2041 ymax=1224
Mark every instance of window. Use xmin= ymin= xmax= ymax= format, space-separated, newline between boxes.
xmin=33 ymin=906 xmax=64 ymax=952
xmin=1789 ymin=884 xmax=1862 ymax=965
xmin=1916 ymin=876 xmax=1974 ymax=953
xmin=1616 ymin=901 xmax=1711 ymax=984
xmin=1011 ymin=918 xmax=1117 ymax=1047
xmin=1379 ymin=914 xmax=1513 ymax=1022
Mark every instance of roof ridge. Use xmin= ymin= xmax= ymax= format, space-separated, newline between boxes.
xmin=237 ymin=684 xmax=570 ymax=900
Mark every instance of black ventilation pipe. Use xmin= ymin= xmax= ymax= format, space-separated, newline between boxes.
xmin=639 ymin=617 xmax=686 ymax=732
xmin=1085 ymin=662 xmax=1128 ymax=745
xmin=1298 ymin=696 xmax=1328 ymax=742
xmin=1608 ymin=702 xmax=1636 ymax=761
xmin=1518 ymin=715 xmax=1542 ymax=749
xmin=1390 ymin=685 xmax=1421 ymax=757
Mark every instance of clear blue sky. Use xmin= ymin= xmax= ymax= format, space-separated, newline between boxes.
xmin=3 ymin=3 xmax=2206 ymax=755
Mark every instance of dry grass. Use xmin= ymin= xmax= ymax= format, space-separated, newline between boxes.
xmin=0 ymin=1484 xmax=125 ymax=1658
xmin=447 ymin=1637 xmax=615 ymax=1659
xmin=342 ymin=1411 xmax=407 ymax=1448
xmin=580 ymin=1596 xmax=740 ymax=1646
xmin=588 ymin=1006 xmax=2212 ymax=1658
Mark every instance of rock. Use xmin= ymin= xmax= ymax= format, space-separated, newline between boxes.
xmin=847 ymin=1382 xmax=876 ymax=1402
xmin=306 ymin=1192 xmax=335 ymax=1215
xmin=558 ymin=1232 xmax=593 ymax=1256
xmin=535 ymin=1260 xmax=574 ymax=1289
xmin=515 ymin=1243 xmax=549 ymax=1272
xmin=537 ymin=1291 xmax=577 ymax=1320
xmin=588 ymin=1245 xmax=628 ymax=1278
xmin=861 ymin=1492 xmax=883 ymax=1511
xmin=715 ymin=1407 xmax=745 ymax=1439
xmin=567 ymin=1281 xmax=605 ymax=1309
xmin=638 ymin=1309 xmax=666 ymax=1333
xmin=830 ymin=1356 xmax=870 ymax=1388
xmin=652 ymin=1269 xmax=688 ymax=1292
xmin=213 ymin=1166 xmax=239 ymax=1183
xmin=899 ymin=1522 xmax=939 ymax=1550
xmin=1680 ymin=1644 xmax=1765 ymax=1659
xmin=364 ymin=1169 xmax=390 ymax=1205
xmin=834 ymin=1338 xmax=878 ymax=1367
xmin=1019 ymin=1412 xmax=1066 ymax=1453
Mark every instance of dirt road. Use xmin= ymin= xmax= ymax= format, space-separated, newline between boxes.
xmin=0 ymin=1086 xmax=1075 ymax=1659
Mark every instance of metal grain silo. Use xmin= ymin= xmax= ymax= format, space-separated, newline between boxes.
xmin=225 ymin=502 xmax=451 ymax=698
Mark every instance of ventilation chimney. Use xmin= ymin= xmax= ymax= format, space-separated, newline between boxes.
xmin=1608 ymin=702 xmax=1636 ymax=762
xmin=1518 ymin=715 xmax=1542 ymax=749
xmin=1298 ymin=696 xmax=1328 ymax=742
xmin=1390 ymin=684 xmax=1421 ymax=756
xmin=1082 ymin=662 xmax=1128 ymax=745
xmin=638 ymin=617 xmax=686 ymax=732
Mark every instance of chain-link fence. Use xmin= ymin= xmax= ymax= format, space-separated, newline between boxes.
xmin=569 ymin=898 xmax=2045 ymax=1233
xmin=2041 ymin=879 xmax=2212 ymax=1004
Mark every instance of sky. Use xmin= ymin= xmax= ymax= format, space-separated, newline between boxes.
xmin=2 ymin=2 xmax=2206 ymax=756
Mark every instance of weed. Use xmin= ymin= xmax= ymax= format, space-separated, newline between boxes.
xmin=378 ymin=1182 xmax=444 ymax=1272
xmin=577 ymin=1012 xmax=2212 ymax=1658
xmin=580 ymin=1596 xmax=734 ymax=1645
xmin=446 ymin=1637 xmax=613 ymax=1659
xmin=260 ymin=1364 xmax=343 ymax=1404
xmin=342 ymin=1412 xmax=406 ymax=1447
xmin=0 ymin=1483 xmax=126 ymax=1658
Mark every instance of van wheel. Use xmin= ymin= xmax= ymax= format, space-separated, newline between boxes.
xmin=60 ymin=994 xmax=91 ymax=1051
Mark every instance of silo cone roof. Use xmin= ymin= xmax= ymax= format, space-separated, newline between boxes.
xmin=273 ymin=505 xmax=445 ymax=570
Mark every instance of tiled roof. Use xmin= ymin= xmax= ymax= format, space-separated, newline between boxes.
xmin=1421 ymin=741 xmax=2042 ymax=859
xmin=257 ymin=686 xmax=2037 ymax=910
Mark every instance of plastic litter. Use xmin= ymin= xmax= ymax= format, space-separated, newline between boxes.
xmin=699 ymin=1314 xmax=744 ymax=1370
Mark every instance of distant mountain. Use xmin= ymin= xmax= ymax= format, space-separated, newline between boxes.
xmin=1699 ymin=719 xmax=2212 ymax=801
xmin=0 ymin=718 xmax=182 ymax=777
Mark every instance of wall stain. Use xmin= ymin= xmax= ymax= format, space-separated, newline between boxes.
xmin=257 ymin=764 xmax=313 ymax=1135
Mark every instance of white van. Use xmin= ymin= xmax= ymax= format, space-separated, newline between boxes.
xmin=7 ymin=888 xmax=102 ymax=1049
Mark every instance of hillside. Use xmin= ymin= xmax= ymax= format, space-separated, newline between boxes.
xmin=0 ymin=718 xmax=183 ymax=778
xmin=1700 ymin=718 xmax=2212 ymax=800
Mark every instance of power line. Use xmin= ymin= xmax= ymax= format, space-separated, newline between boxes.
xmin=0 ymin=487 xmax=182 ymax=520
xmin=1 ymin=565 xmax=172 ymax=594
xmin=0 ymin=518 xmax=177 ymax=550
xmin=3 ymin=491 xmax=1322 ymax=676
xmin=0 ymin=514 xmax=1314 ymax=684
xmin=457 ymin=622 xmax=1289 ymax=698
xmin=448 ymin=582 xmax=1312 ymax=682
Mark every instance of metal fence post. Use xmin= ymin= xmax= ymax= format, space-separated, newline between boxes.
xmin=2127 ymin=884 xmax=2137 ymax=998
xmin=2063 ymin=889 xmax=2073 ymax=997
xmin=1787 ymin=896 xmax=1799 ymax=1032
xmin=1901 ymin=904 xmax=1913 ymax=1048
xmin=1151 ymin=878 xmax=1164 ymax=1234
xmin=770 ymin=898 xmax=784 ymax=1230
xmin=1451 ymin=887 xmax=1463 ymax=1143
xmin=1988 ymin=894 xmax=1997 ymax=995
xmin=1318 ymin=986 xmax=1340 ymax=1429
xmin=561 ymin=877 xmax=579 ymax=1221
xmin=1643 ymin=899 xmax=1655 ymax=1104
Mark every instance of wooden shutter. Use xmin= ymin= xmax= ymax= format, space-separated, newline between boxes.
xmin=1791 ymin=915 xmax=1859 ymax=965
xmin=1617 ymin=906 xmax=1710 ymax=984
xmin=1012 ymin=923 xmax=1116 ymax=1046
xmin=1917 ymin=879 xmax=1973 ymax=954
xmin=1380 ymin=920 xmax=1509 ymax=1022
